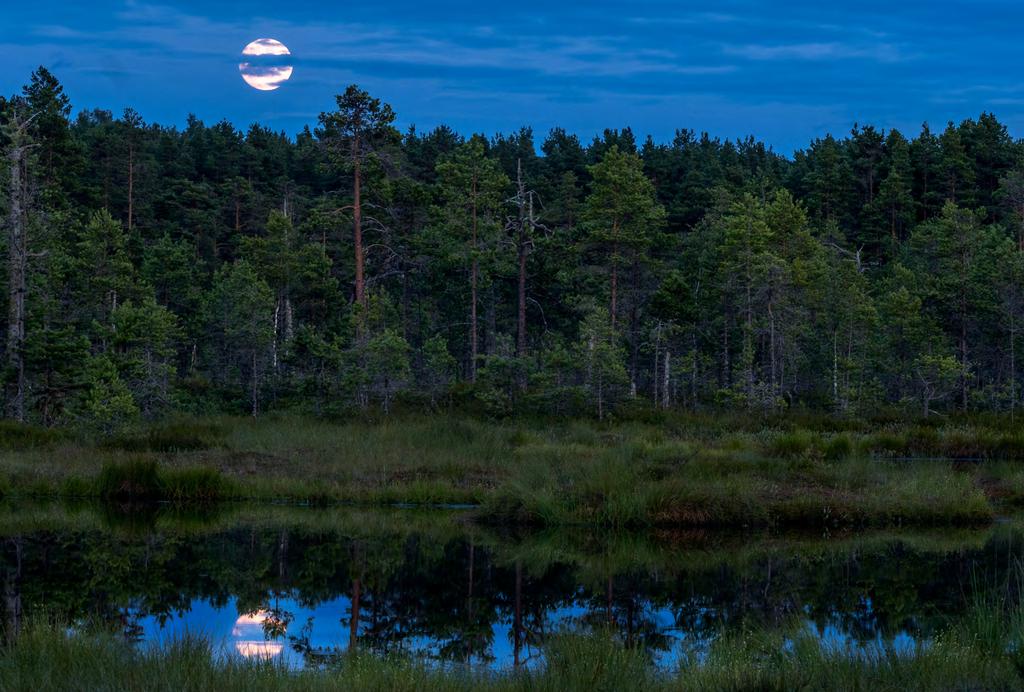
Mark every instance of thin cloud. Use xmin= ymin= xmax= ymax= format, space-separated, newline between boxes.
xmin=723 ymin=41 xmax=907 ymax=63
xmin=239 ymin=64 xmax=293 ymax=91
xmin=34 ymin=2 xmax=734 ymax=79
xmin=242 ymin=38 xmax=290 ymax=56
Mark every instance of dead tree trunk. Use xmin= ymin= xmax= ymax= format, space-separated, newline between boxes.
xmin=517 ymin=230 xmax=528 ymax=358
xmin=662 ymin=349 xmax=671 ymax=409
xmin=469 ymin=173 xmax=479 ymax=382
xmin=6 ymin=119 xmax=34 ymax=423
xmin=352 ymin=132 xmax=366 ymax=313
xmin=250 ymin=350 xmax=259 ymax=417
xmin=127 ymin=142 xmax=135 ymax=231
xmin=514 ymin=160 xmax=533 ymax=359
xmin=610 ymin=239 xmax=619 ymax=331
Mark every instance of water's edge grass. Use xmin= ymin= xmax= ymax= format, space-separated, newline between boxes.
xmin=4 ymin=608 xmax=1024 ymax=692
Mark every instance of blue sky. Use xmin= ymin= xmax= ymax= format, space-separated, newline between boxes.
xmin=3 ymin=0 xmax=1023 ymax=153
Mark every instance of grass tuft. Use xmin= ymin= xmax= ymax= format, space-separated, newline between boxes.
xmin=162 ymin=467 xmax=231 ymax=502
xmin=95 ymin=460 xmax=229 ymax=503
xmin=96 ymin=459 xmax=162 ymax=501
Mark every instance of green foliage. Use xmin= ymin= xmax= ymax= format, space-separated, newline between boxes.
xmin=575 ymin=307 xmax=628 ymax=419
xmin=765 ymin=430 xmax=818 ymax=459
xmin=364 ymin=328 xmax=411 ymax=414
xmin=78 ymin=355 xmax=139 ymax=434
xmin=110 ymin=297 xmax=181 ymax=417
xmin=6 ymin=69 xmax=1024 ymax=425
xmin=420 ymin=335 xmax=457 ymax=407
xmin=1 ymin=413 xmax=1020 ymax=525
xmin=203 ymin=261 xmax=275 ymax=414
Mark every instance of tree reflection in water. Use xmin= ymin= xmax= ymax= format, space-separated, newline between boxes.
xmin=0 ymin=507 xmax=1012 ymax=670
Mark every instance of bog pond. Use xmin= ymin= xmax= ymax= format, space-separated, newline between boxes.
xmin=0 ymin=502 xmax=1020 ymax=671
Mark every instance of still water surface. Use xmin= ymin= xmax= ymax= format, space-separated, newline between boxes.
xmin=0 ymin=503 xmax=1017 ymax=670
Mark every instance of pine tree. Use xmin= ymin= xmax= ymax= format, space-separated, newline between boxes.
xmin=316 ymin=86 xmax=399 ymax=309
xmin=581 ymin=146 xmax=665 ymax=331
xmin=716 ymin=194 xmax=776 ymax=406
xmin=875 ymin=130 xmax=915 ymax=246
xmin=938 ymin=122 xmax=975 ymax=206
xmin=434 ymin=138 xmax=509 ymax=381
xmin=909 ymin=203 xmax=1008 ymax=410
xmin=203 ymin=261 xmax=275 ymax=415
xmin=576 ymin=306 xmax=627 ymax=419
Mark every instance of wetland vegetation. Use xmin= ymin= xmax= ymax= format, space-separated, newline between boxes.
xmin=4 ymin=412 xmax=1024 ymax=528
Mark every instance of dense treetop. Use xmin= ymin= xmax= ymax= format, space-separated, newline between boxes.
xmin=3 ymin=67 xmax=1024 ymax=428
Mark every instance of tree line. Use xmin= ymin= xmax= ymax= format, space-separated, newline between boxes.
xmin=3 ymin=66 xmax=1024 ymax=428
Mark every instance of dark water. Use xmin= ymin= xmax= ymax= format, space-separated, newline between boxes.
xmin=0 ymin=503 xmax=1019 ymax=670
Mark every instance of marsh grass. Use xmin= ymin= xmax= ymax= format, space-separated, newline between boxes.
xmin=5 ymin=607 xmax=1024 ymax=692
xmin=0 ymin=413 xmax=1022 ymax=527
xmin=95 ymin=459 xmax=229 ymax=503
xmin=0 ymin=421 xmax=64 ymax=450
xmin=101 ymin=420 xmax=227 ymax=453
xmin=161 ymin=467 xmax=232 ymax=502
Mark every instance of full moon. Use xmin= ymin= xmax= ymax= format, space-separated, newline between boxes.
xmin=239 ymin=38 xmax=293 ymax=91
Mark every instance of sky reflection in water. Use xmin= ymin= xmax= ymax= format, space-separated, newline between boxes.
xmin=0 ymin=508 xmax=1005 ymax=671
